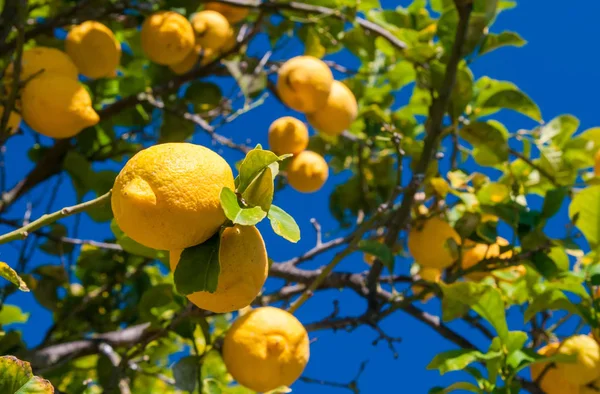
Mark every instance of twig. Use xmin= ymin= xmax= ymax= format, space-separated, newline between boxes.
xmin=0 ymin=191 xmax=111 ymax=245
xmin=509 ymin=148 xmax=559 ymax=187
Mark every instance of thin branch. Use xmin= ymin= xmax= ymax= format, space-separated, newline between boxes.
xmin=509 ymin=148 xmax=559 ymax=187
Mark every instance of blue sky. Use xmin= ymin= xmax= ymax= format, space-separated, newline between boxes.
xmin=2 ymin=1 xmax=600 ymax=393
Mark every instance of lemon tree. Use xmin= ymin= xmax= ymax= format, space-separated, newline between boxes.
xmin=1 ymin=1 xmax=600 ymax=394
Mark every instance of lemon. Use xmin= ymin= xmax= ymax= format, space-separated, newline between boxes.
xmin=205 ymin=2 xmax=249 ymax=23
xmin=287 ymin=151 xmax=328 ymax=193
xmin=277 ymin=56 xmax=334 ymax=113
xmin=461 ymin=237 xmax=513 ymax=281
xmin=21 ymin=74 xmax=99 ymax=138
xmin=412 ymin=267 xmax=442 ymax=302
xmin=223 ymin=307 xmax=310 ymax=392
xmin=582 ymin=380 xmax=600 ymax=394
xmin=594 ymin=150 xmax=600 ymax=177
xmin=65 ymin=21 xmax=121 ymax=79
xmin=555 ymin=335 xmax=600 ymax=385
xmin=170 ymin=225 xmax=268 ymax=313
xmin=112 ymin=143 xmax=234 ymax=250
xmin=191 ymin=11 xmax=232 ymax=51
xmin=141 ymin=11 xmax=195 ymax=65
xmin=0 ymin=106 xmax=21 ymax=134
xmin=307 ymin=80 xmax=358 ymax=136
xmin=169 ymin=45 xmax=217 ymax=75
xmin=6 ymin=46 xmax=78 ymax=81
xmin=530 ymin=342 xmax=580 ymax=394
xmin=268 ymin=116 xmax=309 ymax=156
xmin=407 ymin=217 xmax=461 ymax=269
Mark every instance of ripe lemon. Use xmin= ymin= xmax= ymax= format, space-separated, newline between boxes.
xmin=169 ymin=45 xmax=217 ymax=75
xmin=141 ymin=11 xmax=195 ymax=65
xmin=0 ymin=106 xmax=21 ymax=134
xmin=594 ymin=150 xmax=600 ymax=177
xmin=307 ymin=80 xmax=358 ymax=136
xmin=582 ymin=380 xmax=600 ymax=394
xmin=412 ymin=267 xmax=442 ymax=302
xmin=111 ymin=143 xmax=234 ymax=250
xmin=191 ymin=11 xmax=232 ymax=51
xmin=170 ymin=225 xmax=268 ymax=313
xmin=461 ymin=237 xmax=513 ymax=281
xmin=268 ymin=116 xmax=309 ymax=156
xmin=277 ymin=56 xmax=333 ymax=113
xmin=21 ymin=74 xmax=99 ymax=138
xmin=287 ymin=151 xmax=328 ymax=193
xmin=205 ymin=2 xmax=249 ymax=23
xmin=530 ymin=342 xmax=580 ymax=394
xmin=407 ymin=217 xmax=461 ymax=269
xmin=555 ymin=335 xmax=600 ymax=385
xmin=6 ymin=47 xmax=78 ymax=81
xmin=223 ymin=307 xmax=310 ymax=392
xmin=65 ymin=21 xmax=121 ymax=79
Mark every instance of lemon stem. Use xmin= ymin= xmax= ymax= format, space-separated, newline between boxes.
xmin=0 ymin=190 xmax=112 ymax=245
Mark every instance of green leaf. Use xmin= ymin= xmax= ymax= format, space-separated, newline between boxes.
xmin=429 ymin=382 xmax=482 ymax=393
xmin=0 ymin=356 xmax=54 ymax=394
xmin=427 ymin=349 xmax=486 ymax=375
xmin=440 ymin=282 xmax=508 ymax=342
xmin=110 ymin=220 xmax=166 ymax=260
xmin=504 ymin=331 xmax=528 ymax=354
xmin=460 ymin=122 xmax=509 ymax=166
xmin=139 ymin=284 xmax=179 ymax=324
xmin=185 ymin=82 xmax=222 ymax=112
xmin=479 ymin=31 xmax=526 ymax=55
xmin=0 ymin=305 xmax=29 ymax=325
xmin=242 ymin=166 xmax=274 ymax=212
xmin=538 ymin=115 xmax=579 ymax=147
xmin=174 ymin=232 xmax=221 ymax=295
xmin=160 ymin=111 xmax=195 ymax=143
xmin=302 ymin=26 xmax=326 ymax=58
xmin=480 ymin=88 xmax=542 ymax=122
xmin=173 ymin=356 xmax=201 ymax=393
xmin=223 ymin=61 xmax=267 ymax=99
xmin=569 ymin=185 xmax=600 ymax=246
xmin=541 ymin=187 xmax=568 ymax=219
xmin=0 ymin=262 xmax=29 ymax=291
xmin=220 ymin=187 xmax=267 ymax=226
xmin=236 ymin=147 xmax=283 ymax=194
xmin=358 ymin=239 xmax=394 ymax=271
xmin=524 ymin=289 xmax=582 ymax=322
xmin=267 ymin=205 xmax=300 ymax=243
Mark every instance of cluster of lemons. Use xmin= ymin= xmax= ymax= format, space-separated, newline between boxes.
xmin=111 ymin=141 xmax=309 ymax=392
xmin=268 ymin=55 xmax=358 ymax=193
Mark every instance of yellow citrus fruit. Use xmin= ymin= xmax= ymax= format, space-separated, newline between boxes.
xmin=461 ymin=237 xmax=513 ymax=281
xmin=21 ymin=74 xmax=99 ymax=138
xmin=169 ymin=45 xmax=217 ymax=75
xmin=412 ymin=267 xmax=442 ymax=302
xmin=530 ymin=342 xmax=580 ymax=394
xmin=223 ymin=307 xmax=310 ymax=392
xmin=111 ymin=143 xmax=234 ymax=250
xmin=407 ymin=217 xmax=461 ymax=269
xmin=170 ymin=225 xmax=268 ymax=313
xmin=205 ymin=2 xmax=249 ymax=23
xmin=141 ymin=11 xmax=195 ymax=65
xmin=594 ymin=150 xmax=600 ymax=177
xmin=555 ymin=335 xmax=600 ymax=385
xmin=287 ymin=151 xmax=328 ymax=193
xmin=6 ymin=47 xmax=78 ymax=81
xmin=582 ymin=380 xmax=600 ymax=394
xmin=277 ymin=56 xmax=334 ymax=113
xmin=268 ymin=116 xmax=309 ymax=156
xmin=65 ymin=21 xmax=121 ymax=79
xmin=0 ymin=106 xmax=21 ymax=134
xmin=307 ymin=80 xmax=358 ymax=136
xmin=191 ymin=11 xmax=232 ymax=51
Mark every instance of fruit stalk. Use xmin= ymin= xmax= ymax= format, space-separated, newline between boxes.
xmin=0 ymin=190 xmax=112 ymax=245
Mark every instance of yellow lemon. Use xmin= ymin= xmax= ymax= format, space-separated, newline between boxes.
xmin=530 ymin=342 xmax=581 ymax=394
xmin=205 ymin=2 xmax=249 ymax=23
xmin=287 ymin=151 xmax=328 ymax=193
xmin=170 ymin=225 xmax=268 ymax=313
xmin=191 ymin=11 xmax=232 ymax=51
xmin=407 ymin=217 xmax=461 ymax=269
xmin=111 ymin=143 xmax=234 ymax=250
xmin=169 ymin=45 xmax=217 ymax=75
xmin=141 ymin=11 xmax=195 ymax=65
xmin=582 ymin=380 xmax=600 ymax=394
xmin=0 ymin=106 xmax=21 ymax=134
xmin=65 ymin=21 xmax=121 ymax=79
xmin=223 ymin=307 xmax=310 ymax=392
xmin=461 ymin=237 xmax=513 ymax=281
xmin=555 ymin=335 xmax=600 ymax=385
xmin=412 ymin=267 xmax=442 ymax=302
xmin=268 ymin=116 xmax=309 ymax=156
xmin=21 ymin=74 xmax=99 ymax=138
xmin=307 ymin=80 xmax=358 ymax=136
xmin=6 ymin=46 xmax=78 ymax=81
xmin=277 ymin=56 xmax=333 ymax=113
xmin=594 ymin=150 xmax=600 ymax=177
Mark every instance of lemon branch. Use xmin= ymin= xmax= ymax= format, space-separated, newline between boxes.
xmin=0 ymin=190 xmax=112 ymax=245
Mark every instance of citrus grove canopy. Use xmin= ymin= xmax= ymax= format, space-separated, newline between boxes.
xmin=1 ymin=0 xmax=600 ymax=393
